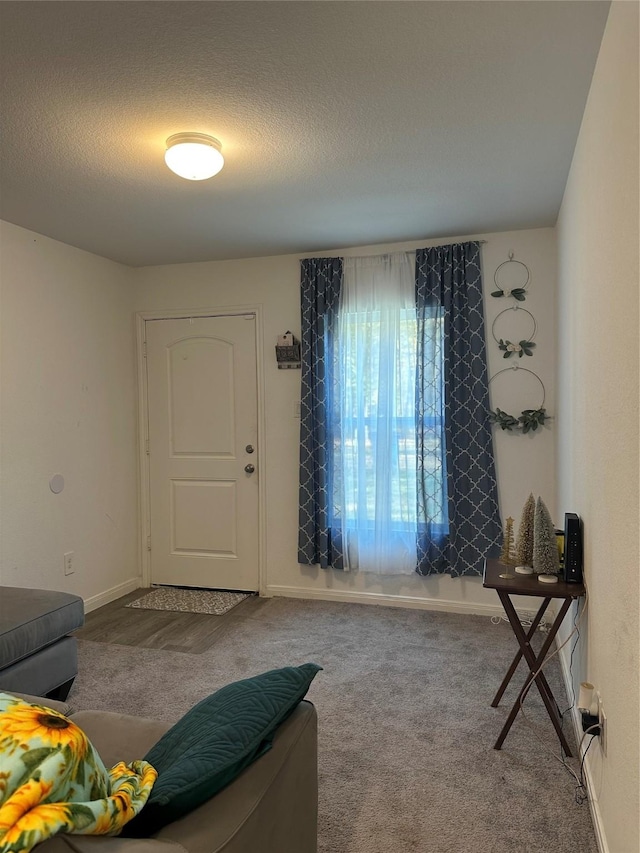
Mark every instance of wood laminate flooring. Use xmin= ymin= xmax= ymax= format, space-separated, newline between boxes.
xmin=75 ymin=589 xmax=267 ymax=654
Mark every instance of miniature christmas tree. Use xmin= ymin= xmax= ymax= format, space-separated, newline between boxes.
xmin=500 ymin=516 xmax=516 ymax=565
xmin=515 ymin=493 xmax=535 ymax=573
xmin=498 ymin=516 xmax=517 ymax=578
xmin=533 ymin=497 xmax=560 ymax=583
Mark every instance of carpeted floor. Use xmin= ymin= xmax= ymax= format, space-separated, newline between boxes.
xmin=69 ymin=597 xmax=598 ymax=853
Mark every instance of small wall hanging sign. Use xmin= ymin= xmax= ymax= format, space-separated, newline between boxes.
xmin=275 ymin=331 xmax=301 ymax=369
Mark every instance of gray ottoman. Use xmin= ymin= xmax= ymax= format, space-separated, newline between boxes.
xmin=0 ymin=587 xmax=84 ymax=699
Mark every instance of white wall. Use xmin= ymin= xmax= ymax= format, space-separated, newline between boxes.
xmin=0 ymin=221 xmax=139 ymax=608
xmin=134 ymin=226 xmax=557 ymax=616
xmin=556 ymin=3 xmax=639 ymax=852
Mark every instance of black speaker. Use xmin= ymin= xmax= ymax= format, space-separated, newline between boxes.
xmin=563 ymin=512 xmax=583 ymax=583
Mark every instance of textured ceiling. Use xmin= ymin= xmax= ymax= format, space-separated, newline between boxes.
xmin=0 ymin=1 xmax=610 ymax=267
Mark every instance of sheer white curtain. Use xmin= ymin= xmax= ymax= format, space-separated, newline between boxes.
xmin=335 ymin=253 xmax=417 ymax=574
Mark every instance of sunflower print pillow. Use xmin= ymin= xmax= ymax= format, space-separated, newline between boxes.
xmin=0 ymin=692 xmax=157 ymax=853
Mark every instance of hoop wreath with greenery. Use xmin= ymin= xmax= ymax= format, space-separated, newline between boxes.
xmin=488 ymin=365 xmax=549 ymax=433
xmin=491 ymin=306 xmax=537 ymax=358
xmin=491 ymin=253 xmax=530 ymax=302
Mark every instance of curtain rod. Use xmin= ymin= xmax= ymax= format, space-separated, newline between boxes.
xmin=423 ymin=239 xmax=487 ymax=244
xmin=301 ymin=239 xmax=488 ymax=262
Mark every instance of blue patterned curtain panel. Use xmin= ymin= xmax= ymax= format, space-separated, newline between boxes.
xmin=299 ymin=244 xmax=501 ymax=577
xmin=415 ymin=242 xmax=502 ymax=576
xmin=298 ymin=258 xmax=345 ymax=568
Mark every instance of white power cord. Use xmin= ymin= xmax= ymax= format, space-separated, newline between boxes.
xmin=491 ymin=611 xmax=548 ymax=632
xmin=515 ymin=589 xmax=592 ymax=791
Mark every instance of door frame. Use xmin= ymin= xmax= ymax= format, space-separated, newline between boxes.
xmin=135 ymin=305 xmax=267 ymax=593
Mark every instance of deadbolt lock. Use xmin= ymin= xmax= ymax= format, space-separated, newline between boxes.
xmin=245 ymin=444 xmax=254 ymax=454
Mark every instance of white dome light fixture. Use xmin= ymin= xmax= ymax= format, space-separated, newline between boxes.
xmin=164 ymin=132 xmax=224 ymax=180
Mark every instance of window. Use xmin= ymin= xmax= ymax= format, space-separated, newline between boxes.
xmin=330 ymin=255 xmax=447 ymax=574
xmin=298 ymin=243 xmax=502 ymax=578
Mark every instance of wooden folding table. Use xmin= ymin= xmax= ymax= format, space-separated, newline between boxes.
xmin=483 ymin=557 xmax=585 ymax=756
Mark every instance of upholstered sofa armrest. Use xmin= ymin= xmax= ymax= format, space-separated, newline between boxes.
xmin=155 ymin=701 xmax=318 ymax=853
xmin=35 ymin=838 xmax=187 ymax=853
xmin=35 ymin=701 xmax=318 ymax=853
xmin=0 ymin=691 xmax=72 ymax=716
xmin=70 ymin=710 xmax=172 ymax=766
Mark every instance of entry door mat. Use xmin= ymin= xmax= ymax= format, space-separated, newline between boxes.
xmin=127 ymin=587 xmax=253 ymax=616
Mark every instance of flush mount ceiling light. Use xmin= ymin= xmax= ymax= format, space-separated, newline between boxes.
xmin=164 ymin=132 xmax=224 ymax=180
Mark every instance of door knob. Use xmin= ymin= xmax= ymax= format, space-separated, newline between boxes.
xmin=244 ymin=464 xmax=255 ymax=474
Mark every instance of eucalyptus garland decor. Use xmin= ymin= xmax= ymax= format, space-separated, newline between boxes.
xmin=497 ymin=339 xmax=536 ymax=358
xmin=489 ymin=408 xmax=519 ymax=431
xmin=488 ymin=407 xmax=548 ymax=432
xmin=488 ymin=366 xmax=549 ymax=434
xmin=518 ymin=407 xmax=549 ymax=432
xmin=491 ymin=287 xmax=528 ymax=302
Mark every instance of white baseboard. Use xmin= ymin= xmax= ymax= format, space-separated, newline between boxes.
xmin=264 ymin=583 xmax=527 ymax=619
xmin=557 ymin=645 xmax=609 ymax=853
xmin=83 ymin=577 xmax=141 ymax=613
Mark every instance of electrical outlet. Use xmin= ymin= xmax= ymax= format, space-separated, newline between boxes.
xmin=64 ymin=551 xmax=75 ymax=576
xmin=597 ymin=693 xmax=607 ymax=756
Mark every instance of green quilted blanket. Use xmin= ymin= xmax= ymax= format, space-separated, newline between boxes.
xmin=0 ymin=693 xmax=156 ymax=852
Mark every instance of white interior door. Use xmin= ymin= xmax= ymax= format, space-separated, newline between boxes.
xmin=146 ymin=314 xmax=259 ymax=590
